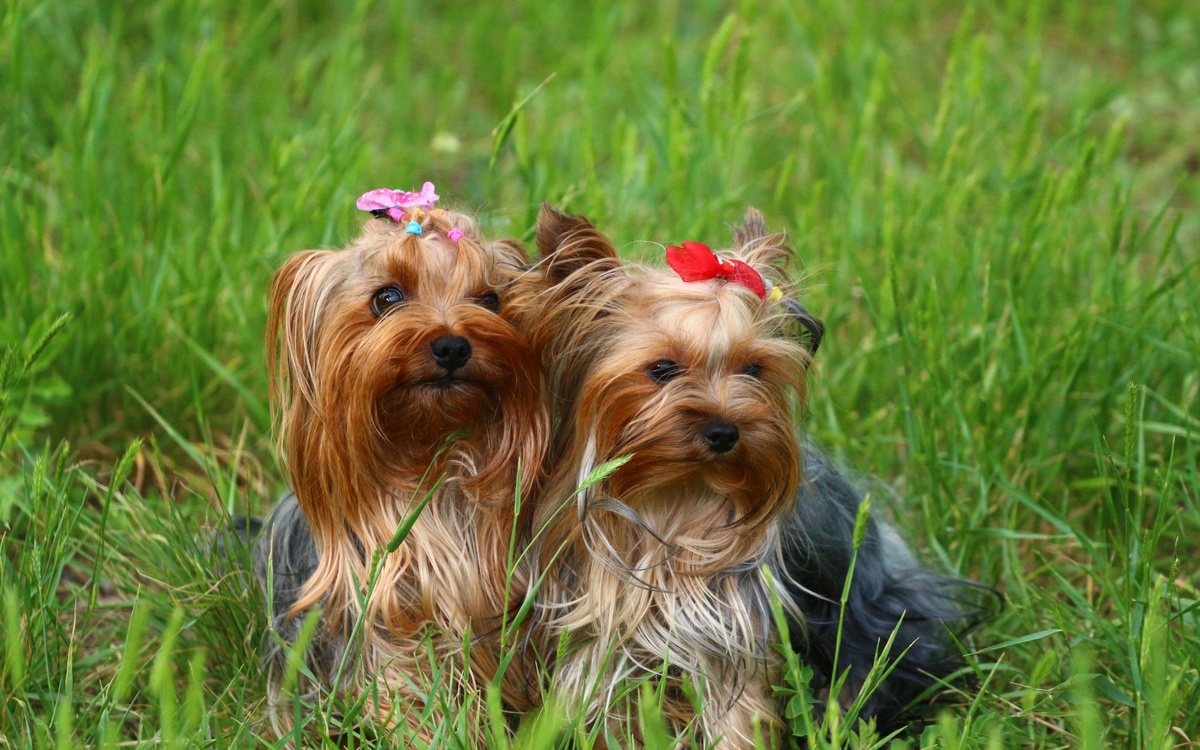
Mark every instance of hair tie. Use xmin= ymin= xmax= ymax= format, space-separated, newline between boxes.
xmin=406 ymin=221 xmax=423 ymax=235
xmin=447 ymin=228 xmax=464 ymax=243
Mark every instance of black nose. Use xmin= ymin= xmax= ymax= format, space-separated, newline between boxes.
xmin=702 ymin=422 xmax=739 ymax=454
xmin=430 ymin=335 xmax=472 ymax=371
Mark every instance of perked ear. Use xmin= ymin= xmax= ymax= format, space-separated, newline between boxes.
xmin=730 ymin=207 xmax=792 ymax=274
xmin=731 ymin=207 xmax=771 ymax=248
xmin=731 ymin=208 xmax=826 ymax=355
xmin=536 ymin=203 xmax=619 ymax=284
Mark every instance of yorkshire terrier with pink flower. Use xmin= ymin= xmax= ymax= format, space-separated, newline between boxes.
xmin=254 ymin=183 xmax=547 ymax=741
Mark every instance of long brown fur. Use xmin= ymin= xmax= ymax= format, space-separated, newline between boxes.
xmin=265 ymin=208 xmax=549 ymax=738
xmin=511 ymin=205 xmax=814 ymax=748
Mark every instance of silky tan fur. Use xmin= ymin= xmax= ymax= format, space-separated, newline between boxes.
xmin=258 ymin=209 xmax=549 ymax=739
xmin=511 ymin=205 xmax=814 ymax=748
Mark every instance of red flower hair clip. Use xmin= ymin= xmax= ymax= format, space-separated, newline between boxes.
xmin=665 ymin=241 xmax=766 ymax=300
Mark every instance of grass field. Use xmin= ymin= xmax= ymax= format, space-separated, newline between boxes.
xmin=2 ymin=0 xmax=1199 ymax=746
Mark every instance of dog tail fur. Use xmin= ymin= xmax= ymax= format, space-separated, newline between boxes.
xmin=774 ymin=446 xmax=992 ymax=732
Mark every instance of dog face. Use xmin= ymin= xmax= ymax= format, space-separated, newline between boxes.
xmin=572 ymin=272 xmax=807 ymax=525
xmin=521 ymin=205 xmax=818 ymax=532
xmin=268 ymin=210 xmax=545 ymax=535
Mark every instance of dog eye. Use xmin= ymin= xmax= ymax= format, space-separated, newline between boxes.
xmin=647 ymin=359 xmax=683 ymax=384
xmin=370 ymin=286 xmax=405 ymax=317
xmin=478 ymin=291 xmax=501 ymax=312
xmin=742 ymin=363 xmax=764 ymax=379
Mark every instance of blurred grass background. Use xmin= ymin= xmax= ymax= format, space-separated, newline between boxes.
xmin=1 ymin=0 xmax=1198 ymax=746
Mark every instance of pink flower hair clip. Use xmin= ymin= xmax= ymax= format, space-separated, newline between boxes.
xmin=356 ymin=182 xmax=440 ymax=223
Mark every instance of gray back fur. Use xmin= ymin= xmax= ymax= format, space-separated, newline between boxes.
xmin=773 ymin=445 xmax=991 ymax=731
xmin=251 ymin=494 xmax=347 ymax=712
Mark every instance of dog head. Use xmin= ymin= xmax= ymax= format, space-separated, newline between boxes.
xmin=518 ymin=205 xmax=821 ymax=544
xmin=268 ymin=204 xmax=546 ymax=544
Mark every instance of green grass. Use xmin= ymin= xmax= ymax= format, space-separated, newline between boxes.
xmin=2 ymin=0 xmax=1199 ymax=746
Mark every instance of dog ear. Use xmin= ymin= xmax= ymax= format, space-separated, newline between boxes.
xmin=536 ymin=203 xmax=619 ymax=284
xmin=730 ymin=208 xmax=825 ymax=355
xmin=731 ymin=207 xmax=771 ymax=248
xmin=730 ymin=207 xmax=792 ymax=273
